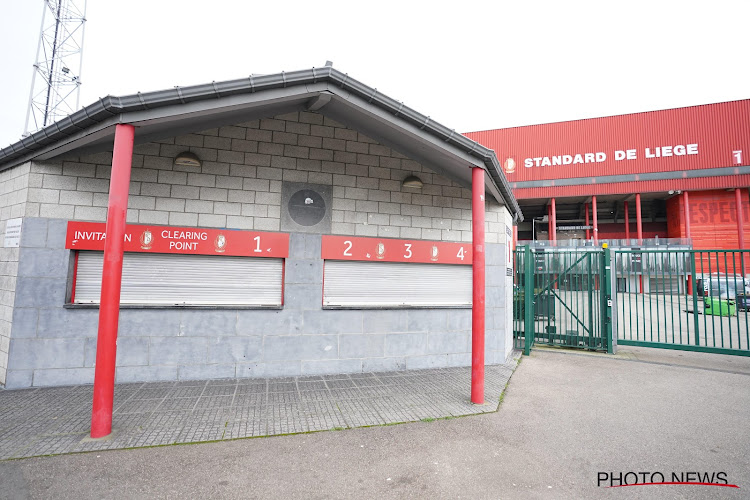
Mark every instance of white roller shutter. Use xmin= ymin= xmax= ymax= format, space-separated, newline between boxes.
xmin=323 ymin=260 xmax=471 ymax=307
xmin=74 ymin=251 xmax=283 ymax=306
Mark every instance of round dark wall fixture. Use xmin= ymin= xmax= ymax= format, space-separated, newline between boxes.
xmin=288 ymin=189 xmax=326 ymax=226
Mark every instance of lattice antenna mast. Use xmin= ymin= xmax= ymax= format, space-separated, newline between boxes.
xmin=24 ymin=0 xmax=87 ymax=136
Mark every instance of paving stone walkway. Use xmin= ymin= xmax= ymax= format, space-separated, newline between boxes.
xmin=0 ymin=353 xmax=520 ymax=460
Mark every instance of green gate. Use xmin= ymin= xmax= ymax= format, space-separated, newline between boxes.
xmin=514 ymin=245 xmax=613 ymax=355
xmin=613 ymin=249 xmax=750 ymax=356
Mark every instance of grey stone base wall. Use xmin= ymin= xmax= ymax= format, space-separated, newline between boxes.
xmin=5 ymin=217 xmax=509 ymax=388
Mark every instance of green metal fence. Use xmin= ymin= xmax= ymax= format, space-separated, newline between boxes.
xmin=513 ymin=249 xmax=523 ymax=350
xmin=613 ymin=249 xmax=750 ymax=356
xmin=514 ymin=246 xmax=613 ymax=355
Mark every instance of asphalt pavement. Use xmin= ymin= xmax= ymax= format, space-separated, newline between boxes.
xmin=1 ymin=347 xmax=749 ymax=500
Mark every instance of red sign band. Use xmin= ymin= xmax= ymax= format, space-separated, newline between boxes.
xmin=65 ymin=221 xmax=289 ymax=258
xmin=321 ymin=235 xmax=472 ymax=265
xmin=465 ymin=100 xmax=750 ymax=183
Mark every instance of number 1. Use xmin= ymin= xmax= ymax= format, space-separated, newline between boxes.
xmin=734 ymin=150 xmax=743 ymax=165
xmin=253 ymin=236 xmax=261 ymax=253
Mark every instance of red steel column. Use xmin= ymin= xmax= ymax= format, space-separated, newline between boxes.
xmin=684 ymin=192 xmax=693 ymax=294
xmin=635 ymin=193 xmax=643 ymax=242
xmin=550 ymin=198 xmax=557 ymax=242
xmin=592 ymin=196 xmax=599 ymax=244
xmin=585 ymin=203 xmax=590 ymax=240
xmin=624 ymin=201 xmax=630 ymax=241
xmin=547 ymin=204 xmax=552 ymax=241
xmin=683 ymin=192 xmax=692 ymax=240
xmin=471 ymin=167 xmax=485 ymax=405
xmin=736 ymin=188 xmax=746 ymax=250
xmin=736 ymin=188 xmax=746 ymax=276
xmin=636 ymin=193 xmax=643 ymax=293
xmin=91 ymin=124 xmax=135 ymax=438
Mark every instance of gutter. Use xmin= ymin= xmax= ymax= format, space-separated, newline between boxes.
xmin=0 ymin=67 xmax=522 ymax=222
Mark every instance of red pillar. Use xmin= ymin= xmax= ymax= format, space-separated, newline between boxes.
xmin=90 ymin=124 xmax=135 ymax=438
xmin=682 ymin=191 xmax=695 ymax=295
xmin=683 ymin=192 xmax=692 ymax=241
xmin=736 ymin=188 xmax=746 ymax=276
xmin=592 ymin=196 xmax=598 ymax=244
xmin=736 ymin=188 xmax=746 ymax=250
xmin=585 ymin=203 xmax=590 ymax=240
xmin=547 ymin=204 xmax=551 ymax=240
xmin=635 ymin=193 xmax=643 ymax=243
xmin=636 ymin=193 xmax=643 ymax=294
xmin=624 ymin=201 xmax=630 ymax=241
xmin=471 ymin=167 xmax=485 ymax=405
xmin=550 ymin=198 xmax=557 ymax=243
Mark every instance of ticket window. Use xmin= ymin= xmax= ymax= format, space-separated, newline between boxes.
xmin=71 ymin=251 xmax=283 ymax=307
xmin=323 ymin=260 xmax=471 ymax=308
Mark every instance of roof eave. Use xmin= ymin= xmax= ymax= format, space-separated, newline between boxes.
xmin=0 ymin=67 xmax=522 ymax=221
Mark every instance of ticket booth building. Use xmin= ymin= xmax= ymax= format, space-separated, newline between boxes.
xmin=0 ymin=67 xmax=521 ymax=390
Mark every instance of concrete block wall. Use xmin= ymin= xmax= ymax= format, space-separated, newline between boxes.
xmin=24 ymin=110 xmax=507 ymax=245
xmin=2 ymin=109 xmax=514 ymax=388
xmin=501 ymin=208 xmax=515 ymax=361
xmin=4 ymin=222 xmax=510 ymax=388
xmin=0 ymin=161 xmax=31 ymax=384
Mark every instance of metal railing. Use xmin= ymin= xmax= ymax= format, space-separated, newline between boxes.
xmin=514 ymin=246 xmax=612 ymax=355
xmin=518 ymin=238 xmax=691 ymax=249
xmin=613 ymin=249 xmax=750 ymax=355
xmin=513 ymin=249 xmax=526 ymax=351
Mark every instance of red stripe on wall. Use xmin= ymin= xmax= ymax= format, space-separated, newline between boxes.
xmin=465 ymin=100 xmax=750 ymax=184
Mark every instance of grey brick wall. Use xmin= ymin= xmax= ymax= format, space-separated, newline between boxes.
xmin=4 ymin=219 xmax=510 ymax=388
xmin=0 ymin=162 xmax=31 ymax=384
xmin=24 ymin=111 xmax=507 ymax=245
xmin=2 ymin=109 xmax=514 ymax=388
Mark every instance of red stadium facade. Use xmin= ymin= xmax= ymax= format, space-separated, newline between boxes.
xmin=465 ymin=100 xmax=750 ymax=251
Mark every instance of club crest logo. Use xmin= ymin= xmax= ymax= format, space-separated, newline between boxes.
xmin=140 ymin=230 xmax=153 ymax=250
xmin=376 ymin=242 xmax=386 ymax=259
xmin=430 ymin=245 xmax=439 ymax=261
xmin=504 ymin=157 xmax=516 ymax=174
xmin=214 ymin=234 xmax=226 ymax=253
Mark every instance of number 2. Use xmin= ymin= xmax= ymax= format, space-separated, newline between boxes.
xmin=457 ymin=247 xmax=465 ymax=261
xmin=343 ymin=240 xmax=353 ymax=256
xmin=404 ymin=243 xmax=412 ymax=259
xmin=253 ymin=236 xmax=261 ymax=253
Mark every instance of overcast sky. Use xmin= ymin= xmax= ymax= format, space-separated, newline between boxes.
xmin=1 ymin=0 xmax=748 ymax=149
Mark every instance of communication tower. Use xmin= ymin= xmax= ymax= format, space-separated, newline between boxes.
xmin=24 ymin=0 xmax=87 ymax=136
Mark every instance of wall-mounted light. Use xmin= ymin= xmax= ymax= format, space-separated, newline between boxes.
xmin=174 ymin=151 xmax=201 ymax=168
xmin=402 ymin=175 xmax=423 ymax=189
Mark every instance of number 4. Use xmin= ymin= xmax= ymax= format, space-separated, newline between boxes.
xmin=457 ymin=247 xmax=465 ymax=261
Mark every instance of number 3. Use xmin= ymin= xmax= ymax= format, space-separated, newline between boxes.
xmin=404 ymin=243 xmax=412 ymax=259
xmin=343 ymin=240 xmax=353 ymax=256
